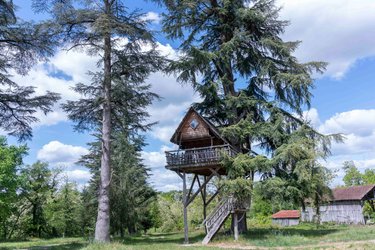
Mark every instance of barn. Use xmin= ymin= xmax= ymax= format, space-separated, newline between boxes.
xmin=301 ymin=184 xmax=375 ymax=225
xmin=272 ymin=210 xmax=300 ymax=227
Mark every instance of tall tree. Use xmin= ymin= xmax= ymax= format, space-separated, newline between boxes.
xmin=33 ymin=0 xmax=164 ymax=241
xmin=155 ymin=0 xmax=340 ymax=233
xmin=0 ymin=0 xmax=60 ymax=140
xmin=77 ymin=76 xmax=161 ymax=237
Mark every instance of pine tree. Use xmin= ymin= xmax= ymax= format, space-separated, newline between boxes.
xmin=0 ymin=0 xmax=60 ymax=140
xmin=33 ymin=0 xmax=164 ymax=241
xmin=77 ymin=77 xmax=160 ymax=236
xmin=155 ymin=0 xmax=341 ymax=233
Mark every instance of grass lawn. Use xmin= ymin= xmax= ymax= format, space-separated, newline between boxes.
xmin=1 ymin=223 xmax=375 ymax=249
xmin=214 ymin=223 xmax=375 ymax=248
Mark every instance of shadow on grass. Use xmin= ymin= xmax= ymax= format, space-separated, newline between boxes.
xmin=117 ymin=231 xmax=205 ymax=245
xmin=28 ymin=242 xmax=87 ymax=250
xmin=0 ymin=241 xmax=87 ymax=250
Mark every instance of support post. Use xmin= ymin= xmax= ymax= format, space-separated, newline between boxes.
xmin=183 ymin=172 xmax=189 ymax=244
xmin=203 ymin=176 xmax=207 ymax=221
xmin=233 ymin=213 xmax=239 ymax=241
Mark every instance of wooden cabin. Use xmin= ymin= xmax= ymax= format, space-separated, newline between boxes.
xmin=272 ymin=210 xmax=300 ymax=227
xmin=165 ymin=107 xmax=243 ymax=244
xmin=166 ymin=107 xmax=237 ymax=176
xmin=301 ymin=185 xmax=375 ymax=224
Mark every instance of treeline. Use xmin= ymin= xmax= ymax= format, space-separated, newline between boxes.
xmin=0 ymin=137 xmax=159 ymax=239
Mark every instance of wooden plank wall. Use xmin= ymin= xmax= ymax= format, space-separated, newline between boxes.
xmin=272 ymin=218 xmax=299 ymax=227
xmin=301 ymin=201 xmax=365 ymax=224
xmin=180 ymin=112 xmax=210 ymax=141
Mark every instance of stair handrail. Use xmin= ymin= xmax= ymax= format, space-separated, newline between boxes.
xmin=203 ymin=196 xmax=235 ymax=231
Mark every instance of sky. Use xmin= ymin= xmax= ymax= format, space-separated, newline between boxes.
xmin=5 ymin=0 xmax=375 ymax=191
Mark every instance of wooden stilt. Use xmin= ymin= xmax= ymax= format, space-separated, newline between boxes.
xmin=183 ymin=172 xmax=189 ymax=244
xmin=233 ymin=213 xmax=239 ymax=241
xmin=203 ymin=176 xmax=207 ymax=221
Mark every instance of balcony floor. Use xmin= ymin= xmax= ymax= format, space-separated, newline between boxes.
xmin=166 ymin=162 xmax=227 ymax=176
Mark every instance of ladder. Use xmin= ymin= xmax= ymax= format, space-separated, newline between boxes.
xmin=202 ymin=197 xmax=235 ymax=244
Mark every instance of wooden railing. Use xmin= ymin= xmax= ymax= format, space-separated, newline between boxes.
xmin=204 ymin=197 xmax=235 ymax=233
xmin=202 ymin=196 xmax=249 ymax=244
xmin=165 ymin=144 xmax=237 ymax=167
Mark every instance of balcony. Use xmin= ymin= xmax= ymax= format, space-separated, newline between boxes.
xmin=165 ymin=144 xmax=238 ymax=172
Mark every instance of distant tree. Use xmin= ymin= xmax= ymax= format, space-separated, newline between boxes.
xmin=149 ymin=199 xmax=162 ymax=232
xmin=343 ymin=161 xmax=363 ymax=187
xmin=0 ymin=0 xmax=60 ymax=140
xmin=33 ymin=0 xmax=164 ymax=241
xmin=45 ymin=178 xmax=83 ymax=237
xmin=155 ymin=0 xmax=341 ymax=233
xmin=19 ymin=161 xmax=59 ymax=237
xmin=0 ymin=136 xmax=27 ymax=239
xmin=363 ymin=169 xmax=375 ymax=185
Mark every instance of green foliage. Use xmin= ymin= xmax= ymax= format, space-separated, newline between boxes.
xmin=45 ymin=180 xmax=83 ymax=237
xmin=18 ymin=161 xmax=59 ymax=238
xmin=0 ymin=137 xmax=27 ymax=238
xmin=156 ymin=0 xmax=341 ymax=216
xmin=343 ymin=161 xmax=364 ymax=186
xmin=221 ymin=179 xmax=252 ymax=203
xmin=0 ymin=0 xmax=60 ymax=140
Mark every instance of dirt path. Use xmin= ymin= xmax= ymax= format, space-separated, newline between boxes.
xmin=200 ymin=239 xmax=375 ymax=250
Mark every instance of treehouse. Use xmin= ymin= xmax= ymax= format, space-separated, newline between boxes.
xmin=165 ymin=107 xmax=247 ymax=244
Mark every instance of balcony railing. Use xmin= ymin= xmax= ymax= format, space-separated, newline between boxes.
xmin=165 ymin=144 xmax=238 ymax=167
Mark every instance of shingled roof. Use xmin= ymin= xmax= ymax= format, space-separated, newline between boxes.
xmin=332 ymin=184 xmax=375 ymax=201
xmin=272 ymin=210 xmax=300 ymax=219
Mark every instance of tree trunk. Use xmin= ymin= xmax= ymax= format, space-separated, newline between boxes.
xmin=94 ymin=0 xmax=112 ymax=243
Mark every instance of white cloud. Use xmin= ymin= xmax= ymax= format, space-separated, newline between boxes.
xmin=142 ymin=150 xmax=166 ymax=169
xmin=37 ymin=140 xmax=89 ymax=167
xmin=300 ymin=108 xmax=375 ymax=186
xmin=142 ymin=11 xmax=161 ymax=24
xmin=302 ymin=108 xmax=321 ymax=128
xmin=319 ymin=110 xmax=375 ymax=137
xmin=278 ymin=0 xmax=375 ymax=78
xmin=65 ymin=169 xmax=92 ymax=183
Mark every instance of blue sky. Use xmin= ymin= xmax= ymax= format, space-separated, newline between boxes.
xmin=6 ymin=0 xmax=375 ymax=190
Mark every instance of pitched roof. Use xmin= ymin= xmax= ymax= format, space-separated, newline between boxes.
xmin=332 ymin=184 xmax=375 ymax=201
xmin=170 ymin=107 xmax=229 ymax=144
xmin=272 ymin=210 xmax=300 ymax=219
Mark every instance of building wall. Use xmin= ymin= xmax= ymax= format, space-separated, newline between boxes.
xmin=301 ymin=201 xmax=365 ymax=225
xmin=272 ymin=218 xmax=299 ymax=227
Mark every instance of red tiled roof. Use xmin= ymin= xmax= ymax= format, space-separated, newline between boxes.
xmin=272 ymin=210 xmax=300 ymax=219
xmin=332 ymin=184 xmax=375 ymax=201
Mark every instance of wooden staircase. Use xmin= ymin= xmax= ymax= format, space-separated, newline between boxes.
xmin=202 ymin=197 xmax=235 ymax=244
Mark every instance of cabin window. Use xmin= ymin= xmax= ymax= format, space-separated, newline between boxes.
xmin=190 ymin=119 xmax=199 ymax=129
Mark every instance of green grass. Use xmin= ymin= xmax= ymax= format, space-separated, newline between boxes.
xmin=1 ymin=224 xmax=375 ymax=249
xmin=0 ymin=237 xmax=86 ymax=249
xmin=214 ymin=223 xmax=375 ymax=248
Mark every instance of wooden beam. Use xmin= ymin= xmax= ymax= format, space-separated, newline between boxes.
xmin=187 ymin=175 xmax=197 ymax=202
xmin=182 ymin=172 xmax=189 ymax=244
xmin=176 ymin=171 xmax=183 ymax=179
xmin=209 ymin=168 xmax=221 ymax=178
xmin=196 ymin=176 xmax=204 ymax=202
xmin=206 ymin=188 xmax=220 ymax=206
xmin=186 ymin=173 xmax=214 ymax=206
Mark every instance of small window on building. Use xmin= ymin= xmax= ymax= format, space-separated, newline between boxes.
xmin=190 ymin=119 xmax=199 ymax=129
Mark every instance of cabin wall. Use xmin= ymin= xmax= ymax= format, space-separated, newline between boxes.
xmin=180 ymin=112 xmax=210 ymax=141
xmin=272 ymin=218 xmax=299 ymax=227
xmin=301 ymin=201 xmax=365 ymax=224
